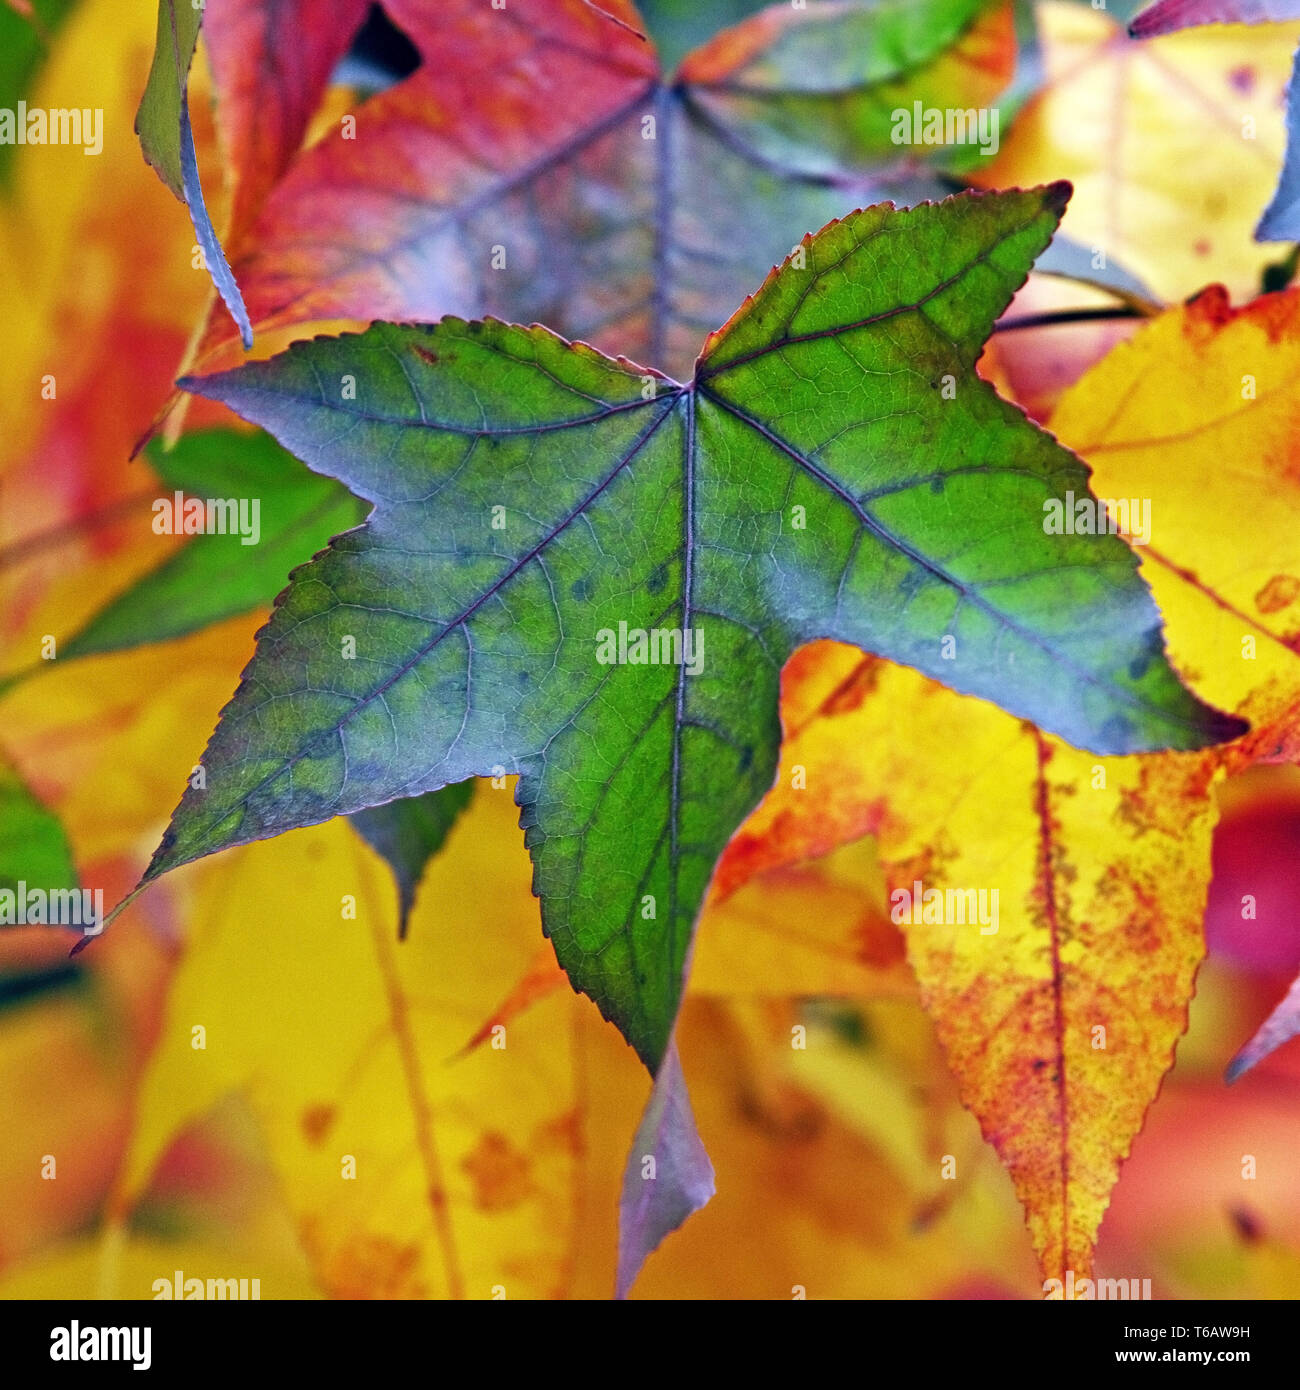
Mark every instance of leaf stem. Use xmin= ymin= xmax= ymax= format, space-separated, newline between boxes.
xmin=992 ymin=305 xmax=1145 ymax=334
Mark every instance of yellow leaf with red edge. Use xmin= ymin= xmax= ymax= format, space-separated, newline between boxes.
xmin=1050 ymin=285 xmax=1300 ymax=742
xmin=718 ymin=284 xmax=1300 ymax=1288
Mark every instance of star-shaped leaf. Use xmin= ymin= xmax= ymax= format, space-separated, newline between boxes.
xmin=117 ymin=187 xmax=1242 ymax=1069
xmin=188 ymin=0 xmax=1019 ymax=379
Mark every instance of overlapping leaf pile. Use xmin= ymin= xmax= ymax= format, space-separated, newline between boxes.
xmin=4 ymin=0 xmax=1300 ymax=1300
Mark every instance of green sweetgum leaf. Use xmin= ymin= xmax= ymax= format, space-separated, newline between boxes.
xmin=120 ymin=187 xmax=1243 ymax=1068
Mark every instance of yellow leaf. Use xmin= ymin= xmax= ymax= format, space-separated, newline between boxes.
xmin=695 ymin=836 xmax=913 ymax=999
xmin=974 ymin=2 xmax=1298 ymax=302
xmin=1050 ymin=285 xmax=1300 ymax=740
xmin=1 ymin=617 xmax=261 ymax=866
xmin=114 ymin=790 xmax=585 ymax=1300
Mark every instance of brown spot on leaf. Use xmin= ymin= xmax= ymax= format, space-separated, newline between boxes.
xmin=855 ymin=908 xmax=906 ymax=968
xmin=462 ymin=1132 xmax=533 ymax=1213
xmin=535 ymin=1108 xmax=584 ymax=1158
xmin=412 ymin=345 xmax=439 ymax=365
xmin=737 ymin=1082 xmax=824 ymax=1142
xmin=300 ymin=1220 xmax=425 ymax=1298
xmin=300 ymin=1104 xmax=336 ymax=1145
xmin=1254 ymin=574 xmax=1300 ymax=615
xmin=817 ymin=655 xmax=881 ymax=718
xmin=1229 ymin=1205 xmax=1263 ymax=1243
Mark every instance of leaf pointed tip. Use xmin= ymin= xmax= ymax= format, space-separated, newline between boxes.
xmin=615 ymin=1043 xmax=715 ymax=1297
xmin=177 ymin=366 xmax=253 ymax=409
xmin=83 ymin=880 xmax=152 ymax=950
xmin=1209 ymin=708 xmax=1251 ymax=745
xmin=1043 ymin=179 xmax=1073 ymax=217
xmin=176 ymin=369 xmax=236 ymax=405
xmin=1127 ymin=7 xmax=1174 ymax=39
xmin=952 ymin=178 xmax=1072 ymax=221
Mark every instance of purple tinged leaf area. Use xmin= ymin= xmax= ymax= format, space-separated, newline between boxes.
xmin=1257 ymin=44 xmax=1300 ymax=241
xmin=179 ymin=97 xmax=254 ymax=350
xmin=1129 ymin=0 xmax=1300 ymax=36
xmin=616 ymin=1039 xmax=715 ymax=1298
xmin=1226 ymin=971 xmax=1300 ymax=1081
